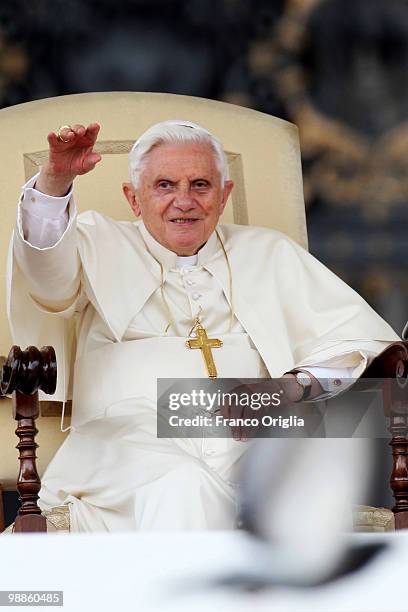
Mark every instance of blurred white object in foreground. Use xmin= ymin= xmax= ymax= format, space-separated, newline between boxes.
xmin=239 ymin=438 xmax=373 ymax=585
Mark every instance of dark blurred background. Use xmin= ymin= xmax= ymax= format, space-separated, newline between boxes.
xmin=0 ymin=0 xmax=407 ymax=333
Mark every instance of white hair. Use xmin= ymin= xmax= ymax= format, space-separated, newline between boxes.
xmin=129 ymin=119 xmax=229 ymax=188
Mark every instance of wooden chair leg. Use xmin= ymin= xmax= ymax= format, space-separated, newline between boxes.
xmin=12 ymin=390 xmax=46 ymax=533
xmin=1 ymin=346 xmax=57 ymax=533
xmin=363 ymin=342 xmax=408 ymax=529
xmin=389 ymin=415 xmax=408 ymax=529
xmin=0 ymin=484 xmax=5 ymax=533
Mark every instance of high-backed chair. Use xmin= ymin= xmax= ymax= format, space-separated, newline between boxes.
xmin=2 ymin=93 xmax=407 ymax=535
xmin=0 ymin=92 xmax=307 ymax=528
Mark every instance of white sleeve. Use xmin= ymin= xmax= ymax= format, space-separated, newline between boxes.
xmin=13 ymin=172 xmax=81 ymax=310
xmin=290 ymin=365 xmax=356 ymax=399
xmin=20 ymin=172 xmax=72 ymax=248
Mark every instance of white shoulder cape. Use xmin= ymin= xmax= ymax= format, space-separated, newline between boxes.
xmin=7 ymin=212 xmax=399 ymax=402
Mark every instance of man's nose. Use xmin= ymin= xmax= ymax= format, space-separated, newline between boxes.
xmin=173 ymin=190 xmax=196 ymax=210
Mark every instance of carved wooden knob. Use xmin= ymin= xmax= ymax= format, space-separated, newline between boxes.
xmin=0 ymin=346 xmax=57 ymax=396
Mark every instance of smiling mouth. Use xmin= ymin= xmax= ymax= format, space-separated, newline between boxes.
xmin=169 ymin=218 xmax=200 ymax=224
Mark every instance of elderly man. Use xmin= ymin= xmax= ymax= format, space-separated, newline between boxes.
xmin=9 ymin=120 xmax=398 ymax=532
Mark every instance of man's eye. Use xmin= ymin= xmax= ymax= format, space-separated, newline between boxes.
xmin=158 ymin=181 xmax=173 ymax=189
xmin=194 ymin=181 xmax=209 ymax=189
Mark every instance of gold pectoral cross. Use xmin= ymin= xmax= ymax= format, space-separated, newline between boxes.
xmin=186 ymin=320 xmax=223 ymax=378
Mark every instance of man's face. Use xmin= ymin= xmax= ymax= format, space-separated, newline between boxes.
xmin=123 ymin=142 xmax=234 ymax=255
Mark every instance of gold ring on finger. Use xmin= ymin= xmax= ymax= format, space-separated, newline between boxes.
xmin=57 ymin=125 xmax=72 ymax=143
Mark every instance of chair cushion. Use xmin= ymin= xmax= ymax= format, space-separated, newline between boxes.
xmin=2 ymin=505 xmax=70 ymax=534
xmin=353 ymin=505 xmax=394 ymax=532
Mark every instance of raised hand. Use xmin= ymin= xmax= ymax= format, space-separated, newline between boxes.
xmin=36 ymin=123 xmax=102 ymax=197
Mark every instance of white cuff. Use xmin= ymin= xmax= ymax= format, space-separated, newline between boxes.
xmin=305 ymin=365 xmax=355 ymax=393
xmin=18 ymin=172 xmax=75 ymax=249
xmin=20 ymin=172 xmax=72 ymax=218
xmin=287 ymin=366 xmax=356 ymax=400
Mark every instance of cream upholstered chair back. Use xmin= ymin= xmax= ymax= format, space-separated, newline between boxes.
xmin=0 ymin=92 xmax=307 ymax=489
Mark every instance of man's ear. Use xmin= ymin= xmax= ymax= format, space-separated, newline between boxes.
xmin=122 ymin=182 xmax=141 ymax=217
xmin=219 ymin=180 xmax=234 ymax=215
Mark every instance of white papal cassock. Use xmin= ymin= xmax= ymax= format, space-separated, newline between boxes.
xmin=7 ymin=179 xmax=399 ymax=531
